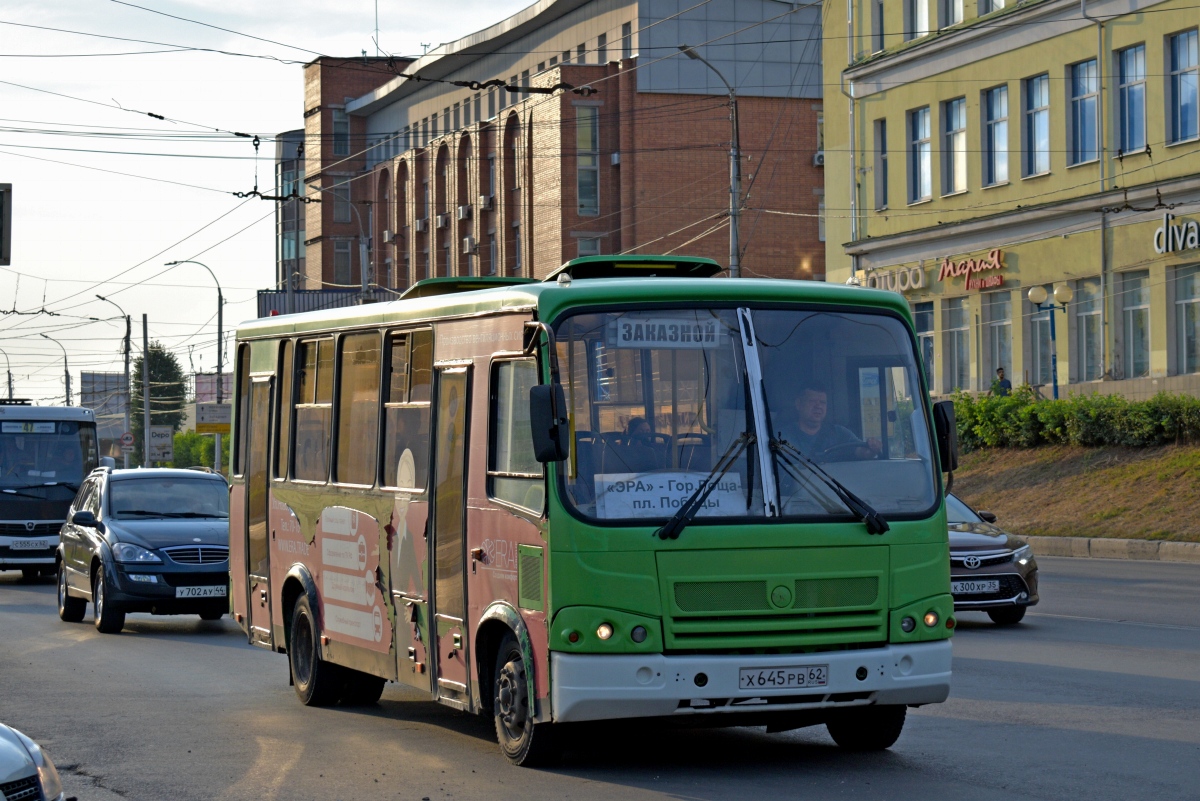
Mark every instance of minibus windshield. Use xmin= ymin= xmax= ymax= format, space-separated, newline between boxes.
xmin=554 ymin=307 xmax=938 ymax=524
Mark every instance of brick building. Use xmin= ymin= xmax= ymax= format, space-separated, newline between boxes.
xmin=299 ymin=0 xmax=825 ymax=290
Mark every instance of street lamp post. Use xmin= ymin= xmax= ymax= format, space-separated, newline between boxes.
xmin=1028 ymin=283 xmax=1074 ymax=400
xmin=39 ymin=334 xmax=71 ymax=405
xmin=165 ymin=260 xmax=223 ymax=472
xmin=96 ymin=295 xmax=132 ymax=469
xmin=0 ymin=348 xmax=12 ymax=399
xmin=346 ymin=197 xmax=372 ymax=302
xmin=679 ymin=44 xmax=741 ymax=278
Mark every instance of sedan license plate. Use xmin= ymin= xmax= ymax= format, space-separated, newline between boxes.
xmin=10 ymin=539 xmax=46 ymax=550
xmin=952 ymin=579 xmax=1000 ymax=594
xmin=175 ymin=585 xmax=227 ymax=599
xmin=739 ymin=665 xmax=828 ymax=691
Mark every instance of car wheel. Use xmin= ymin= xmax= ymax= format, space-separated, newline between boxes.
xmin=92 ymin=566 xmax=126 ymax=634
xmin=987 ymin=606 xmax=1027 ymax=625
xmin=493 ymin=633 xmax=559 ymax=766
xmin=289 ymin=594 xmax=342 ymax=706
xmin=57 ymin=563 xmax=86 ymax=622
xmin=825 ymin=705 xmax=907 ymax=751
xmin=199 ymin=610 xmax=224 ymax=621
xmin=339 ymin=669 xmax=387 ymax=706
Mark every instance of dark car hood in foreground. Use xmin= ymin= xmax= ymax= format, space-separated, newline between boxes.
xmin=105 ymin=518 xmax=228 ymax=550
xmin=948 ymin=521 xmax=1024 ymax=552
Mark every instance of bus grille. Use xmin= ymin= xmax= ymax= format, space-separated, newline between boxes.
xmin=163 ymin=545 xmax=229 ymax=565
xmin=675 ymin=577 xmax=879 ymax=612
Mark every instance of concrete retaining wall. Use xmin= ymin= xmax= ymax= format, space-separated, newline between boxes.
xmin=1026 ymin=536 xmax=1200 ymax=563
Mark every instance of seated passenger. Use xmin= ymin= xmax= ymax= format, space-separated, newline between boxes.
xmin=619 ymin=417 xmax=663 ymax=473
xmin=776 ymin=383 xmax=881 ymax=460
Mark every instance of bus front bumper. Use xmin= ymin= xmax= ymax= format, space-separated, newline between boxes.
xmin=550 ymin=640 xmax=951 ymax=724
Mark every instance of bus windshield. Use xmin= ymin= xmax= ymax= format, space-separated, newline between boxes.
xmin=0 ymin=420 xmax=97 ymax=488
xmin=555 ymin=307 xmax=937 ymax=523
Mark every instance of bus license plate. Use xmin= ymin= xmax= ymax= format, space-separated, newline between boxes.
xmin=952 ymin=580 xmax=1000 ymax=594
xmin=176 ymin=586 xmax=227 ymax=598
xmin=739 ymin=665 xmax=828 ymax=691
xmin=11 ymin=539 xmax=46 ymax=550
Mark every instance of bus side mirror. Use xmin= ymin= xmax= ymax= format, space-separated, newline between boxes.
xmin=529 ymin=384 xmax=569 ymax=463
xmin=932 ymin=401 xmax=959 ymax=473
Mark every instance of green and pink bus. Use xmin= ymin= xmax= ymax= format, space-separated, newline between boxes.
xmin=230 ymin=256 xmax=959 ymax=765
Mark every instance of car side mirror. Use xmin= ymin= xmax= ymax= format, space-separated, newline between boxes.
xmin=932 ymin=400 xmax=959 ymax=473
xmin=529 ymin=384 xmax=569 ymax=463
xmin=979 ymin=511 xmax=997 ymax=524
xmin=71 ymin=510 xmax=98 ymax=528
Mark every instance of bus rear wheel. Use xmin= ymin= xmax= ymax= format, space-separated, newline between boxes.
xmin=289 ymin=595 xmax=342 ymax=706
xmin=493 ymin=633 xmax=558 ymax=767
xmin=825 ymin=705 xmax=906 ymax=751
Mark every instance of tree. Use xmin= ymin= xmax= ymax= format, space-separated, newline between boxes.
xmin=172 ymin=431 xmax=229 ymax=472
xmin=131 ymin=341 xmax=186 ymax=462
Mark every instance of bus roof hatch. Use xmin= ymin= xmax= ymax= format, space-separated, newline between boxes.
xmin=545 ymin=255 xmax=724 ymax=282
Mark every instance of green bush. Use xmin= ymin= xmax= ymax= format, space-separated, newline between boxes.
xmin=952 ymin=390 xmax=1200 ymax=451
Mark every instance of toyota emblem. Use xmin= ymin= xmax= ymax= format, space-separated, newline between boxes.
xmin=25 ymin=521 xmax=34 ymax=531
xmin=963 ymin=555 xmax=982 ymax=569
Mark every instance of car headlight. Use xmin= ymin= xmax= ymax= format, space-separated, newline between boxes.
xmin=112 ymin=542 xmax=162 ymax=563
xmin=1011 ymin=545 xmax=1033 ymax=566
xmin=15 ymin=729 xmax=65 ymax=801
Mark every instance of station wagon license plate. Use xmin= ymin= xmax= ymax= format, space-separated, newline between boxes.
xmin=952 ymin=579 xmax=1000 ymax=595
xmin=739 ymin=664 xmax=829 ymax=691
xmin=10 ymin=539 xmax=46 ymax=550
xmin=176 ymin=585 xmax=227 ymax=598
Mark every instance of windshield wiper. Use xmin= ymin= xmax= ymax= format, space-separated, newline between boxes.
xmin=114 ymin=509 xmax=163 ymax=517
xmin=164 ymin=511 xmax=228 ymax=518
xmin=656 ymin=432 xmax=753 ymax=541
xmin=2 ymin=481 xmax=77 ymax=491
xmin=1 ymin=488 xmax=50 ymax=500
xmin=771 ymin=438 xmax=890 ymax=535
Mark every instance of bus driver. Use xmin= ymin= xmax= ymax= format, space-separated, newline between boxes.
xmin=777 ymin=383 xmax=881 ymax=461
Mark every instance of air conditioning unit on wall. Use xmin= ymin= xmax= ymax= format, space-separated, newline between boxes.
xmin=813 ymin=151 xmax=825 ymax=167
xmin=381 ymin=230 xmax=394 ymax=244
xmin=436 ymin=213 xmax=451 ymax=229
xmin=457 ymin=204 xmax=472 ymax=221
xmin=413 ymin=218 xmax=428 ymax=233
xmin=462 ymin=236 xmax=477 ymax=254
xmin=478 ymin=194 xmax=493 ymax=211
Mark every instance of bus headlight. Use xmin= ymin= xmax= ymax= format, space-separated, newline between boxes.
xmin=596 ymin=623 xmax=614 ymax=640
xmin=900 ymin=616 xmax=916 ymax=633
xmin=923 ymin=611 xmax=939 ymax=628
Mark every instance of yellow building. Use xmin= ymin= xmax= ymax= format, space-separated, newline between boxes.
xmin=823 ymin=0 xmax=1200 ymax=398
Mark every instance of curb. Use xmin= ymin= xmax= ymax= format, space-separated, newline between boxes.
xmin=1025 ymin=536 xmax=1200 ymax=564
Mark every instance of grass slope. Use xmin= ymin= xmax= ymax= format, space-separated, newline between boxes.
xmin=951 ymin=445 xmax=1200 ymax=542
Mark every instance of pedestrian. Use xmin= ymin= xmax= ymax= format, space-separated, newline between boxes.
xmin=992 ymin=367 xmax=1012 ymax=397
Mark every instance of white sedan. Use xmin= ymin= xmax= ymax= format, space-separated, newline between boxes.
xmin=0 ymin=722 xmax=66 ymax=801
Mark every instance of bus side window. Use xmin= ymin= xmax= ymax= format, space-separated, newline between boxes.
xmin=234 ymin=344 xmax=251 ymax=476
xmin=294 ymin=338 xmax=334 ymax=482
xmin=488 ymin=360 xmax=544 ymax=513
xmin=382 ymin=330 xmax=432 ymax=490
xmin=275 ymin=340 xmax=293 ymax=479
xmin=335 ymin=332 xmax=381 ymax=485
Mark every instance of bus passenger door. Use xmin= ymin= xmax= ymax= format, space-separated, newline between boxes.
xmin=245 ymin=378 xmax=274 ymax=648
xmin=430 ymin=365 xmax=471 ymax=707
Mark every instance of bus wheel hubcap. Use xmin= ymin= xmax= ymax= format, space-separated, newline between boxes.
xmin=497 ymin=660 xmax=527 ymax=737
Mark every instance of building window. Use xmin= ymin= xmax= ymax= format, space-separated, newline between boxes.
xmin=488 ymin=89 xmax=496 ymax=119
xmin=872 ymin=0 xmax=885 ymax=51
xmin=1177 ymin=266 xmax=1200 ymax=373
xmin=513 ymin=223 xmax=522 ymax=275
xmin=1076 ymin=277 xmax=1103 ymax=381
xmin=1123 ymin=270 xmax=1150 ymax=378
xmin=943 ymin=97 xmax=967 ymax=194
xmin=597 ymin=33 xmax=608 ymax=64
xmin=1117 ymin=45 xmax=1147 ymax=154
xmin=334 ymin=241 xmax=352 ymax=285
xmin=453 ymin=102 xmax=460 ymax=131
xmin=984 ymin=85 xmax=1008 ymax=185
xmin=1169 ymin=29 xmax=1199 ymax=143
xmin=332 ymin=110 xmax=349 ymax=156
xmin=1029 ymin=287 xmax=1053 ymax=387
xmin=488 ymin=154 xmax=496 ymax=198
xmin=941 ymin=0 xmax=962 ymax=28
xmin=944 ymin=297 xmax=970 ymax=391
xmin=563 ymin=50 xmax=571 ymax=65
xmin=577 ymin=106 xmax=600 ymax=215
xmin=464 ymin=98 xmax=472 ymax=127
xmin=984 ymin=291 xmax=1012 ymax=386
xmin=622 ymin=22 xmax=633 ymax=60
xmin=1070 ymin=60 xmax=1099 ymax=164
xmin=578 ymin=237 xmax=601 ymax=257
xmin=909 ymin=106 xmax=932 ymax=203
xmin=422 ymin=180 xmax=430 ymax=222
xmin=577 ymin=44 xmax=586 ymax=64
xmin=488 ymin=233 xmax=498 ymax=275
xmin=913 ymin=302 xmax=935 ymax=390
xmin=1025 ymin=74 xmax=1050 ymax=176
xmin=904 ymin=0 xmax=929 ymax=40
xmin=874 ymin=119 xmax=889 ymax=210
xmin=333 ymin=181 xmax=351 ymax=223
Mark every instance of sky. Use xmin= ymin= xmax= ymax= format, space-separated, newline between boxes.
xmin=0 ymin=0 xmax=529 ymax=407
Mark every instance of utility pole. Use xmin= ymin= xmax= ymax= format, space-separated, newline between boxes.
xmin=142 ymin=314 xmax=150 ymax=467
xmin=165 ymin=260 xmax=223 ymax=473
xmin=40 ymin=334 xmax=71 ymax=405
xmin=97 ymin=295 xmax=132 ymax=469
xmin=0 ymin=348 xmax=12 ymax=399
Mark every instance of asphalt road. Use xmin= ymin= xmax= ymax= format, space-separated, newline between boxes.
xmin=2 ymin=556 xmax=1198 ymax=801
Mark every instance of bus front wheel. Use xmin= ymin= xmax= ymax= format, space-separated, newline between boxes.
xmin=493 ymin=633 xmax=558 ymax=767
xmin=825 ymin=705 xmax=906 ymax=751
xmin=289 ymin=595 xmax=342 ymax=706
